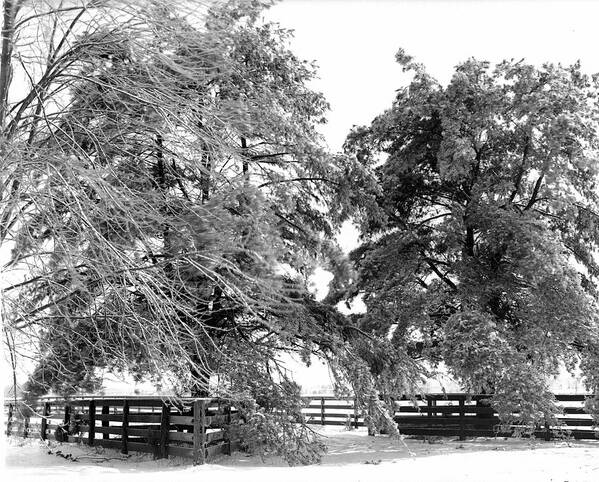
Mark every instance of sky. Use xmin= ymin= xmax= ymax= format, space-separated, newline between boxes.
xmin=268 ymin=0 xmax=599 ymax=153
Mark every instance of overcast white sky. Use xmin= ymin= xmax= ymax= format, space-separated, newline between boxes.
xmin=269 ymin=0 xmax=599 ymax=152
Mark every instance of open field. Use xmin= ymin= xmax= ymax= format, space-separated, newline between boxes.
xmin=4 ymin=426 xmax=599 ymax=482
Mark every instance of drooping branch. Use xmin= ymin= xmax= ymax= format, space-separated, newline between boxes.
xmin=423 ymin=256 xmax=457 ymax=291
xmin=258 ymin=177 xmax=339 ymax=189
xmin=251 ymin=152 xmax=290 ymax=161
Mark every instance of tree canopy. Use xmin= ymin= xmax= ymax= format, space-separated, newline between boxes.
xmin=0 ymin=0 xmax=374 ymax=463
xmin=341 ymin=51 xmax=599 ymax=424
xmin=5 ymin=0 xmax=599 ymax=464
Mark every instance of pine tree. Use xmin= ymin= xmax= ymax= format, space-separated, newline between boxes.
xmin=341 ymin=51 xmax=599 ymax=426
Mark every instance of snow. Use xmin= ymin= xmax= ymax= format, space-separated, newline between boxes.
xmin=4 ymin=426 xmax=599 ymax=482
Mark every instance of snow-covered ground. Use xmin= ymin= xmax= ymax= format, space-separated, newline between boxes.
xmin=3 ymin=426 xmax=599 ymax=482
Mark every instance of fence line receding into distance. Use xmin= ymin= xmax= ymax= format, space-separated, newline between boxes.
xmin=301 ymin=394 xmax=599 ymax=441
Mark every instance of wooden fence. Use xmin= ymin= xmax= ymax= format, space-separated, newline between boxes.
xmin=302 ymin=394 xmax=599 ymax=441
xmin=6 ymin=393 xmax=597 ymax=462
xmin=4 ymin=396 xmax=241 ymax=464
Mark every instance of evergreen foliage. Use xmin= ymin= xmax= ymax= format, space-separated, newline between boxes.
xmin=341 ymin=51 xmax=599 ymax=425
xmin=6 ymin=0 xmax=599 ymax=462
xmin=0 ymin=0 xmax=360 ymax=464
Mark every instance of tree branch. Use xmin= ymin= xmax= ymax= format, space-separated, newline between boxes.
xmin=258 ymin=177 xmax=339 ymax=189
xmin=251 ymin=152 xmax=290 ymax=161
xmin=508 ymin=137 xmax=530 ymax=204
xmin=423 ymin=256 xmax=457 ymax=291
xmin=524 ymin=172 xmax=545 ymax=210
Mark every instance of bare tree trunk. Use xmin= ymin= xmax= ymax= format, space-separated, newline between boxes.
xmin=0 ymin=0 xmax=18 ymax=131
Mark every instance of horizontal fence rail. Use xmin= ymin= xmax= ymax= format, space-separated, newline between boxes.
xmin=4 ymin=397 xmax=241 ymax=464
xmin=301 ymin=394 xmax=599 ymax=441
xmin=6 ymin=393 xmax=598 ymax=462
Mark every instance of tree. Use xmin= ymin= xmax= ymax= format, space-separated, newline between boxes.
xmin=0 ymin=0 xmax=369 ymax=464
xmin=341 ymin=51 xmax=599 ymax=426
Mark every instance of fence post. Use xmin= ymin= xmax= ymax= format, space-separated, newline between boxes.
xmin=320 ymin=397 xmax=325 ymax=426
xmin=544 ymin=418 xmax=551 ymax=442
xmin=193 ymin=400 xmax=206 ymax=465
xmin=121 ymin=400 xmax=129 ymax=454
xmin=41 ymin=402 xmax=50 ymax=441
xmin=6 ymin=403 xmax=13 ymax=436
xmin=459 ymin=398 xmax=465 ymax=441
xmin=427 ymin=397 xmax=432 ymax=419
xmin=64 ymin=404 xmax=71 ymax=425
xmin=158 ymin=402 xmax=170 ymax=459
xmin=101 ymin=405 xmax=109 ymax=439
xmin=88 ymin=400 xmax=95 ymax=446
xmin=225 ymin=403 xmax=232 ymax=456
xmin=23 ymin=407 xmax=30 ymax=439
xmin=62 ymin=404 xmax=71 ymax=441
xmin=353 ymin=397 xmax=359 ymax=429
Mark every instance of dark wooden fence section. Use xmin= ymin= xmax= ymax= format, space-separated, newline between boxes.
xmin=6 ymin=393 xmax=597 ymax=461
xmin=302 ymin=394 xmax=599 ymax=440
xmin=4 ymin=397 xmax=241 ymax=464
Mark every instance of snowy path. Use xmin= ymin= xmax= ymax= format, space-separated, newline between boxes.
xmin=3 ymin=426 xmax=599 ymax=481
